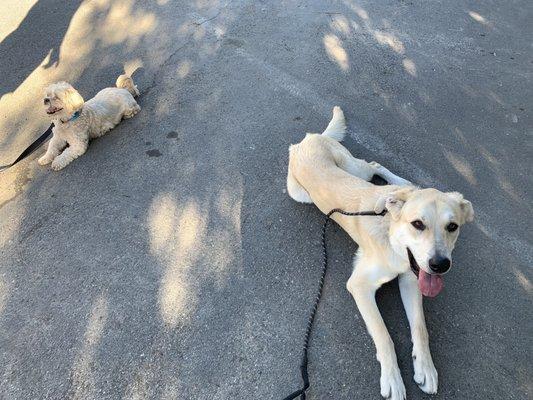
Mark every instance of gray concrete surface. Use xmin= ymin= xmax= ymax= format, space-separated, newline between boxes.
xmin=0 ymin=0 xmax=531 ymax=399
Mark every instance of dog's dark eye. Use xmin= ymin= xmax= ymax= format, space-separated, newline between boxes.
xmin=44 ymin=98 xmax=50 ymax=105
xmin=411 ymin=220 xmax=425 ymax=231
xmin=446 ymin=222 xmax=458 ymax=232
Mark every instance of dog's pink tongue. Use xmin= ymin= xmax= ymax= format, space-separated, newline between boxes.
xmin=418 ymin=269 xmax=443 ymax=297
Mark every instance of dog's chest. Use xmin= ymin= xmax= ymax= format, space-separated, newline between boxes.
xmin=386 ymin=251 xmax=410 ymax=275
xmin=54 ymin=124 xmax=71 ymax=138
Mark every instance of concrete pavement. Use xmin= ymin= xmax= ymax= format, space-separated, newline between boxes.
xmin=0 ymin=0 xmax=531 ymax=399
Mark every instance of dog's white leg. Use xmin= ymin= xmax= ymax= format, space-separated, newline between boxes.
xmin=51 ymin=138 xmax=88 ymax=171
xmin=368 ymin=161 xmax=412 ymax=186
xmin=332 ymin=147 xmax=376 ymax=181
xmin=332 ymin=147 xmax=411 ymax=186
xmin=347 ymin=260 xmax=406 ymax=400
xmin=286 ymin=169 xmax=313 ymax=203
xmin=399 ymin=272 xmax=438 ymax=394
xmin=38 ymin=134 xmax=66 ymax=165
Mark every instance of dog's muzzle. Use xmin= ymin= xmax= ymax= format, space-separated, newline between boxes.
xmin=407 ymin=248 xmax=444 ymax=298
xmin=46 ymin=106 xmax=63 ymax=115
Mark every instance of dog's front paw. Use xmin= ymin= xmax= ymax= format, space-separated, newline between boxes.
xmin=38 ymin=155 xmax=53 ymax=165
xmin=380 ymin=366 xmax=406 ymax=400
xmin=51 ymin=157 xmax=68 ymax=171
xmin=413 ymin=351 xmax=438 ymax=394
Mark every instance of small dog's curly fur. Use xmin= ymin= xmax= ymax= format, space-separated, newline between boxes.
xmin=38 ymin=74 xmax=140 ymax=170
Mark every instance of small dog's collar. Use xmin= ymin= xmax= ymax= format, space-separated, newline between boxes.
xmin=61 ymin=110 xmax=81 ymax=124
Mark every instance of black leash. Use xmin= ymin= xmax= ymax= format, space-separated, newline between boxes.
xmin=283 ymin=208 xmax=387 ymax=400
xmin=0 ymin=124 xmax=53 ymax=172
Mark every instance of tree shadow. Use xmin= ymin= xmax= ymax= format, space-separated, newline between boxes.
xmin=0 ymin=0 xmax=84 ymax=98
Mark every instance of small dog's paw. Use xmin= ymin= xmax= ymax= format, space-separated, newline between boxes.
xmin=51 ymin=158 xmax=67 ymax=171
xmin=124 ymin=105 xmax=141 ymax=119
xmin=413 ymin=352 xmax=438 ymax=394
xmin=38 ymin=155 xmax=52 ymax=165
xmin=369 ymin=161 xmax=382 ymax=168
xmin=380 ymin=366 xmax=406 ymax=400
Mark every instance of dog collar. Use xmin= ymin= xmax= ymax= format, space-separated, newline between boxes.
xmin=61 ymin=110 xmax=81 ymax=124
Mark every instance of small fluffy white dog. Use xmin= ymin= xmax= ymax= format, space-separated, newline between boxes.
xmin=38 ymin=74 xmax=140 ymax=170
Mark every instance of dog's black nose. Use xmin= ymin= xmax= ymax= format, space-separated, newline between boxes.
xmin=429 ymin=255 xmax=451 ymax=274
xmin=44 ymin=98 xmax=50 ymax=105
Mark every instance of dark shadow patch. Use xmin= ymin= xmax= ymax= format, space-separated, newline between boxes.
xmin=223 ymin=37 xmax=245 ymax=48
xmin=370 ymin=174 xmax=388 ymax=186
xmin=145 ymin=141 xmax=152 ymax=146
xmin=166 ymin=131 xmax=179 ymax=139
xmin=0 ymin=0 xmax=84 ymax=97
xmin=146 ymin=149 xmax=162 ymax=157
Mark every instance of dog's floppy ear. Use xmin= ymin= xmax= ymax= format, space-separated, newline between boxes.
xmin=65 ymin=86 xmax=84 ymax=112
xmin=374 ymin=187 xmax=415 ymax=220
xmin=57 ymin=82 xmax=84 ymax=112
xmin=447 ymin=192 xmax=474 ymax=223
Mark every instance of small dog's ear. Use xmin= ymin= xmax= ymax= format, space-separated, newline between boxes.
xmin=374 ymin=187 xmax=415 ymax=220
xmin=447 ymin=192 xmax=474 ymax=223
xmin=64 ymin=86 xmax=84 ymax=112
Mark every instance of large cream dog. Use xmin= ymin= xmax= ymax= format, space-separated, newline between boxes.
xmin=287 ymin=107 xmax=474 ymax=400
xmin=38 ymin=74 xmax=140 ymax=171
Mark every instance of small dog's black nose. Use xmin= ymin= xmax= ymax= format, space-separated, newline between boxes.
xmin=44 ymin=98 xmax=50 ymax=105
xmin=429 ymin=255 xmax=451 ymax=274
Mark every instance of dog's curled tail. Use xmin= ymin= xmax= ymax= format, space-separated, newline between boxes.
xmin=116 ymin=74 xmax=140 ymax=97
xmin=321 ymin=106 xmax=346 ymax=142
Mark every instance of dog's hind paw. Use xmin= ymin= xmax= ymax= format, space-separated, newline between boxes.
xmin=380 ymin=366 xmax=406 ymax=400
xmin=124 ymin=105 xmax=140 ymax=119
xmin=413 ymin=352 xmax=438 ymax=394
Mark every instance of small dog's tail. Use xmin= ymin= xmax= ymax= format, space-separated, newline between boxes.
xmin=116 ymin=74 xmax=140 ymax=97
xmin=321 ymin=106 xmax=346 ymax=142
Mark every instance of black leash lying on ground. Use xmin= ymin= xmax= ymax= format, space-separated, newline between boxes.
xmin=0 ymin=124 xmax=53 ymax=172
xmin=283 ymin=208 xmax=387 ymax=400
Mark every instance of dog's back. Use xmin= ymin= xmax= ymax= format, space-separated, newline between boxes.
xmin=287 ymin=107 xmax=376 ymax=204
xmin=81 ymin=75 xmax=140 ymax=139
